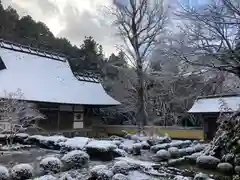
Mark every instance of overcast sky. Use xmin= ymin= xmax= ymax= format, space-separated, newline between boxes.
xmin=1 ymin=0 xmax=205 ymax=56
xmin=2 ymin=0 xmax=118 ymax=56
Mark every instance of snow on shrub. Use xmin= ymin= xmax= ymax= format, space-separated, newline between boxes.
xmin=168 ymin=147 xmax=180 ymax=158
xmin=58 ymin=173 xmax=75 ymax=180
xmin=34 ymin=175 xmax=57 ymax=180
xmin=40 ymin=157 xmax=62 ymax=173
xmin=90 ymin=165 xmax=113 ymax=179
xmin=119 ymin=140 xmax=135 ymax=153
xmin=59 ymin=137 xmax=90 ymax=151
xmin=150 ymin=144 xmax=169 ymax=153
xmin=174 ymin=175 xmax=190 ymax=180
xmin=113 ymin=149 xmax=128 ymax=157
xmin=112 ymin=161 xmax=131 ymax=175
xmin=217 ymin=163 xmax=233 ymax=173
xmin=185 ymin=147 xmax=195 ymax=155
xmin=132 ymin=143 xmax=142 ymax=155
xmin=196 ymin=155 xmax=220 ymax=169
xmin=61 ymin=150 xmax=89 ymax=169
xmin=141 ymin=141 xmax=150 ymax=150
xmin=194 ymin=144 xmax=207 ymax=152
xmin=112 ymin=173 xmax=129 ymax=180
xmin=193 ymin=173 xmax=213 ymax=180
xmin=0 ymin=165 xmax=9 ymax=180
xmin=86 ymin=140 xmax=117 ymax=152
xmin=156 ymin=150 xmax=171 ymax=161
xmin=11 ymin=163 xmax=33 ymax=180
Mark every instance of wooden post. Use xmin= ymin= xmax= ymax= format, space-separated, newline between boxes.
xmin=57 ymin=106 xmax=60 ymax=131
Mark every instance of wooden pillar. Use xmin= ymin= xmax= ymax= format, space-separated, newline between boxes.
xmin=57 ymin=109 xmax=60 ymax=131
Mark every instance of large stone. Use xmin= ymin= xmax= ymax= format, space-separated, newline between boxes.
xmin=196 ymin=156 xmax=220 ymax=169
xmin=217 ymin=163 xmax=233 ymax=174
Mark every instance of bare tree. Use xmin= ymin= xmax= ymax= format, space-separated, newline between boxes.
xmin=109 ymin=0 xmax=168 ymax=132
xmin=0 ymin=89 xmax=45 ymax=146
xmin=173 ymin=0 xmax=240 ymax=78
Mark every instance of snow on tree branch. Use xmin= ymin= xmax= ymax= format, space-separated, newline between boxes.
xmin=0 ymin=89 xmax=45 ymax=146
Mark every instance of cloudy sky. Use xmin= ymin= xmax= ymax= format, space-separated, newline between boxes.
xmin=2 ymin=0 xmax=118 ymax=56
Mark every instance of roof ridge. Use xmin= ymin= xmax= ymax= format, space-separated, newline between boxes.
xmin=0 ymin=39 xmax=67 ymax=62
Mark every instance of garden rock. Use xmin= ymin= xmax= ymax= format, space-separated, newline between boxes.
xmin=155 ymin=150 xmax=171 ymax=161
xmin=112 ymin=173 xmax=129 ymax=180
xmin=168 ymin=147 xmax=180 ymax=158
xmin=235 ymin=166 xmax=240 ymax=174
xmin=40 ymin=157 xmax=62 ymax=173
xmin=11 ymin=164 xmax=33 ymax=180
xmin=112 ymin=161 xmax=131 ymax=175
xmin=61 ymin=150 xmax=89 ymax=170
xmin=196 ymin=155 xmax=220 ymax=169
xmin=90 ymin=165 xmax=113 ymax=180
xmin=217 ymin=163 xmax=233 ymax=174
xmin=0 ymin=165 xmax=9 ymax=180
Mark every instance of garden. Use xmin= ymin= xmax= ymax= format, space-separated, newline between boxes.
xmin=0 ymin=132 xmax=236 ymax=180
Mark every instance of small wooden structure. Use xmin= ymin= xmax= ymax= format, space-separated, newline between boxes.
xmin=188 ymin=94 xmax=240 ymax=141
xmin=0 ymin=40 xmax=120 ymax=132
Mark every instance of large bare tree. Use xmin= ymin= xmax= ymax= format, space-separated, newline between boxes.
xmin=109 ymin=0 xmax=168 ymax=132
xmin=173 ymin=0 xmax=240 ymax=78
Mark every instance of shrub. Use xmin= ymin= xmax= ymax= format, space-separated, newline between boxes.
xmin=11 ymin=164 xmax=33 ymax=180
xmin=61 ymin=150 xmax=89 ymax=170
xmin=40 ymin=157 xmax=62 ymax=173
xmin=0 ymin=165 xmax=9 ymax=180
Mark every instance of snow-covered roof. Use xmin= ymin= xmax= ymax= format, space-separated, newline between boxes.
xmin=188 ymin=94 xmax=240 ymax=113
xmin=0 ymin=40 xmax=120 ymax=105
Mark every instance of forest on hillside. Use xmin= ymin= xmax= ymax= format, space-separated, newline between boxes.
xmin=0 ymin=0 xmax=239 ymax=126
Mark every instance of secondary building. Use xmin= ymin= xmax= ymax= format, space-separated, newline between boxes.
xmin=188 ymin=94 xmax=240 ymax=141
xmin=0 ymin=40 xmax=120 ymax=133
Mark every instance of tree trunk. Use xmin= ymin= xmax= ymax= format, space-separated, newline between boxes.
xmin=136 ymin=65 xmax=147 ymax=134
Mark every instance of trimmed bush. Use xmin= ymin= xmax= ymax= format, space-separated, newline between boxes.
xmin=61 ymin=150 xmax=89 ymax=170
xmin=11 ymin=164 xmax=33 ymax=180
xmin=0 ymin=165 xmax=9 ymax=180
xmin=40 ymin=157 xmax=62 ymax=173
